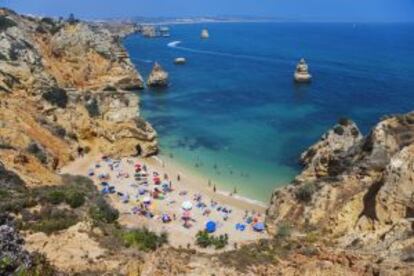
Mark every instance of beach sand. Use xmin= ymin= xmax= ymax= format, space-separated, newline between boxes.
xmin=61 ymin=153 xmax=268 ymax=250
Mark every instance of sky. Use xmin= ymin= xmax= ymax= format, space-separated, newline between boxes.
xmin=1 ymin=0 xmax=414 ymax=22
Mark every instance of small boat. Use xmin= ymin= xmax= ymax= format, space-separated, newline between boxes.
xmin=201 ymin=29 xmax=209 ymax=39
xmin=174 ymin=57 xmax=186 ymax=64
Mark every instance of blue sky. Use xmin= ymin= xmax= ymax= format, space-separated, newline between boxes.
xmin=2 ymin=0 xmax=414 ymax=22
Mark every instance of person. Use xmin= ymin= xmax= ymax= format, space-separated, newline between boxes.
xmin=169 ymin=181 xmax=172 ymax=190
xmin=213 ymin=184 xmax=216 ymax=193
xmin=177 ymin=173 xmax=181 ymax=181
xmin=233 ymin=187 xmax=237 ymax=194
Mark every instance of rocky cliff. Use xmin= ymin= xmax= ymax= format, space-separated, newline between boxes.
xmin=0 ymin=8 xmax=157 ymax=185
xmin=266 ymin=114 xmax=414 ymax=267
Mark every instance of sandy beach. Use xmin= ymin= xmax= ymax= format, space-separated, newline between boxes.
xmin=61 ymin=153 xmax=268 ymax=250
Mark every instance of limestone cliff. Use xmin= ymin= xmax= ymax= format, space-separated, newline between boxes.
xmin=266 ymin=114 xmax=414 ymax=266
xmin=0 ymin=8 xmax=157 ymax=185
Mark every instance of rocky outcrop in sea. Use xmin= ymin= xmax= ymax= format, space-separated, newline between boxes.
xmin=294 ymin=58 xmax=312 ymax=82
xmin=147 ymin=62 xmax=169 ymax=87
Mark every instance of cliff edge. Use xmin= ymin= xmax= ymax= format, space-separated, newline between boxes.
xmin=0 ymin=9 xmax=157 ymax=185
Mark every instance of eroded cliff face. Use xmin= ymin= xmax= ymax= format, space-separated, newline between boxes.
xmin=0 ymin=9 xmax=157 ymax=185
xmin=266 ymin=114 xmax=414 ymax=265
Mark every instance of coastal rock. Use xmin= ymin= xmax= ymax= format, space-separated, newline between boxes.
xmin=147 ymin=62 xmax=169 ymax=87
xmin=294 ymin=58 xmax=312 ymax=83
xmin=266 ymin=111 xmax=414 ymax=264
xmin=0 ymin=8 xmax=157 ymax=185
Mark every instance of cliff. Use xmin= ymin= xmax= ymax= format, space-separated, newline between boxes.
xmin=266 ymin=114 xmax=414 ymax=267
xmin=0 ymin=8 xmax=157 ymax=185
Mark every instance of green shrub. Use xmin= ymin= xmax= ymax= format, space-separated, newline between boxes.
xmin=26 ymin=142 xmax=47 ymax=164
xmin=195 ymin=230 xmax=229 ymax=249
xmin=45 ymin=190 xmax=65 ymax=205
xmin=29 ymin=216 xmax=77 ymax=235
xmin=41 ymin=87 xmax=68 ymax=108
xmin=85 ymin=98 xmax=100 ymax=117
xmin=65 ymin=191 xmax=85 ymax=208
xmin=26 ymin=208 xmax=78 ymax=234
xmin=333 ymin=125 xmax=345 ymax=135
xmin=121 ymin=228 xmax=168 ymax=251
xmin=338 ymin=117 xmax=351 ymax=126
xmin=295 ymin=182 xmax=316 ymax=203
xmin=89 ymin=197 xmax=119 ymax=223
xmin=276 ymin=223 xmax=291 ymax=239
xmin=0 ymin=16 xmax=17 ymax=31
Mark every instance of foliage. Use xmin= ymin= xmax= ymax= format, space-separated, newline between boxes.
xmin=85 ymin=98 xmax=100 ymax=117
xmin=276 ymin=223 xmax=292 ymax=239
xmin=338 ymin=117 xmax=351 ymax=126
xmin=89 ymin=196 xmax=119 ymax=223
xmin=295 ymin=182 xmax=316 ymax=203
xmin=195 ymin=230 xmax=228 ymax=249
xmin=41 ymin=87 xmax=68 ymax=108
xmin=120 ymin=228 xmax=168 ymax=251
xmin=26 ymin=142 xmax=47 ymax=164
xmin=333 ymin=125 xmax=345 ymax=135
xmin=0 ymin=16 xmax=17 ymax=31
xmin=45 ymin=190 xmax=65 ymax=205
xmin=65 ymin=190 xmax=85 ymax=208
xmin=24 ymin=208 xmax=78 ymax=235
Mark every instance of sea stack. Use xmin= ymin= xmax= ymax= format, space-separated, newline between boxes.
xmin=201 ymin=29 xmax=209 ymax=39
xmin=147 ymin=62 xmax=169 ymax=87
xmin=294 ymin=58 xmax=312 ymax=83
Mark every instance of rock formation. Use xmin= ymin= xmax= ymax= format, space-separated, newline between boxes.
xmin=0 ymin=8 xmax=157 ymax=185
xmin=266 ymin=113 xmax=414 ymax=266
xmin=294 ymin=58 xmax=312 ymax=83
xmin=146 ymin=62 xmax=169 ymax=87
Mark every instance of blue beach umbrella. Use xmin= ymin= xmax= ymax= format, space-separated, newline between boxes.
xmin=253 ymin=222 xmax=265 ymax=232
xmin=205 ymin=221 xmax=217 ymax=233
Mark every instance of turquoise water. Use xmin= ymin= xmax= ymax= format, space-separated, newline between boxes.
xmin=124 ymin=23 xmax=414 ymax=202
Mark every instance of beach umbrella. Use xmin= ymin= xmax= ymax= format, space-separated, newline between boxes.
xmin=205 ymin=221 xmax=216 ymax=233
xmin=143 ymin=196 xmax=151 ymax=203
xmin=253 ymin=222 xmax=265 ymax=232
xmin=181 ymin=201 xmax=193 ymax=210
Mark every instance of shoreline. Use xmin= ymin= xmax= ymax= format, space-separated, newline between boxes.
xmin=151 ymin=154 xmax=268 ymax=209
xmin=61 ymin=151 xmax=268 ymax=249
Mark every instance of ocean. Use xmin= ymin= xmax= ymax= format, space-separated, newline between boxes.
xmin=124 ymin=22 xmax=414 ymax=202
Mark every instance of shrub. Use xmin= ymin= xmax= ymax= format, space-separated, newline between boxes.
xmin=41 ymin=87 xmax=68 ymax=108
xmin=276 ymin=223 xmax=291 ymax=239
xmin=89 ymin=197 xmax=119 ymax=223
xmin=295 ymin=182 xmax=316 ymax=203
xmin=26 ymin=142 xmax=47 ymax=164
xmin=29 ymin=215 xmax=77 ymax=235
xmin=26 ymin=208 xmax=78 ymax=234
xmin=85 ymin=98 xmax=100 ymax=117
xmin=338 ymin=117 xmax=351 ymax=126
xmin=0 ymin=16 xmax=17 ymax=31
xmin=195 ymin=230 xmax=229 ymax=249
xmin=351 ymin=127 xmax=359 ymax=137
xmin=45 ymin=190 xmax=65 ymax=205
xmin=41 ymin=17 xmax=55 ymax=26
xmin=121 ymin=228 xmax=168 ymax=251
xmin=65 ymin=191 xmax=85 ymax=208
xmin=333 ymin=125 xmax=345 ymax=135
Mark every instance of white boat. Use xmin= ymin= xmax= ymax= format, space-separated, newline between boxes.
xmin=174 ymin=57 xmax=186 ymax=64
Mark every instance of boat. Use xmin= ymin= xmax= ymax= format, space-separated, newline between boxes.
xmin=174 ymin=57 xmax=186 ymax=64
xmin=201 ymin=29 xmax=209 ymax=39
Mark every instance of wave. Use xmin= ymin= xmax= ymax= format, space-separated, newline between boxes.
xmin=131 ymin=58 xmax=153 ymax=64
xmin=167 ymin=40 xmax=182 ymax=47
xmin=167 ymin=40 xmax=286 ymax=64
